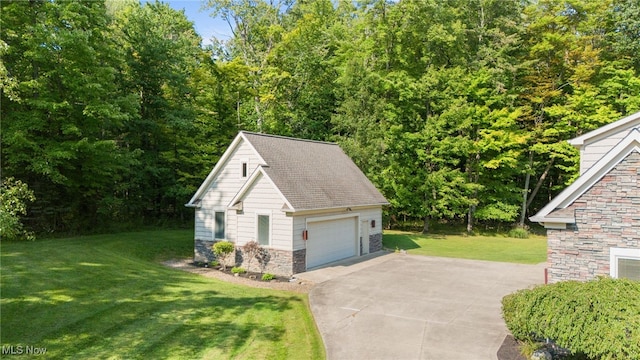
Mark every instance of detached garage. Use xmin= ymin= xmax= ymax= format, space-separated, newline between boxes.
xmin=186 ymin=131 xmax=388 ymax=276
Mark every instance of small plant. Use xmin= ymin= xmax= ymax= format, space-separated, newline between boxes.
xmin=508 ymin=227 xmax=529 ymax=239
xmin=231 ymin=267 xmax=246 ymax=274
xmin=212 ymin=241 xmax=235 ymax=271
xmin=210 ymin=260 xmax=220 ymax=267
xmin=242 ymin=240 xmax=261 ymax=272
xmin=261 ymin=273 xmax=275 ymax=281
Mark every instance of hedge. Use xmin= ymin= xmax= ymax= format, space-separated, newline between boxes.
xmin=502 ymin=277 xmax=640 ymax=360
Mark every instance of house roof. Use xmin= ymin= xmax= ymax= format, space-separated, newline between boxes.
xmin=568 ymin=111 xmax=640 ymax=148
xmin=187 ymin=132 xmax=388 ymax=212
xmin=530 ymin=128 xmax=640 ymax=224
xmin=240 ymin=132 xmax=388 ymax=211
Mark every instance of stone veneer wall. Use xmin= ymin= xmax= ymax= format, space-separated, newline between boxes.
xmin=360 ymin=233 xmax=383 ymax=255
xmin=194 ymin=239 xmax=215 ymax=263
xmin=369 ymin=233 xmax=383 ymax=253
xmin=195 ymin=239 xmax=305 ymax=277
xmin=547 ymin=151 xmax=640 ymax=283
xmin=235 ymin=248 xmax=306 ymax=277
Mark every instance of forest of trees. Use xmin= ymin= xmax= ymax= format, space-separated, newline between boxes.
xmin=2 ymin=0 xmax=639 ymax=237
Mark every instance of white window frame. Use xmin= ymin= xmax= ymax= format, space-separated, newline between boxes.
xmin=213 ymin=210 xmax=226 ymax=240
xmin=255 ymin=211 xmax=272 ymax=246
xmin=609 ymin=247 xmax=640 ymax=279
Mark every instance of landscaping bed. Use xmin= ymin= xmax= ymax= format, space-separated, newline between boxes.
xmin=163 ymin=258 xmax=314 ymax=293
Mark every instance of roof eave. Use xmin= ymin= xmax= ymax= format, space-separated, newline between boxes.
xmin=285 ymin=202 xmax=389 ymax=214
xmin=568 ymin=111 xmax=640 ymax=148
xmin=529 ymin=216 xmax=575 ymax=224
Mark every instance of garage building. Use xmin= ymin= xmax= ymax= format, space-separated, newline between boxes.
xmin=186 ymin=131 xmax=388 ymax=276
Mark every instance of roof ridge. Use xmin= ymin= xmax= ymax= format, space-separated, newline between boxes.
xmin=240 ymin=131 xmax=338 ymax=146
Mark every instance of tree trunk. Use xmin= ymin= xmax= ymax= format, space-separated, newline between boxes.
xmin=519 ymin=151 xmax=534 ymax=227
xmin=527 ymin=158 xmax=555 ymax=209
xmin=422 ymin=216 xmax=430 ymax=234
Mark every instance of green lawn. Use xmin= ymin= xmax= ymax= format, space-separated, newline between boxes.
xmin=1 ymin=230 xmax=324 ymax=359
xmin=383 ymin=230 xmax=547 ymax=264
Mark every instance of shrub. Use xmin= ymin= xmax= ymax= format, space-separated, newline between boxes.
xmin=242 ymin=240 xmax=261 ymax=271
xmin=231 ymin=266 xmax=246 ymax=274
xmin=502 ymin=277 xmax=640 ymax=360
xmin=508 ymin=227 xmax=529 ymax=239
xmin=0 ymin=177 xmax=35 ymax=241
xmin=261 ymin=273 xmax=275 ymax=281
xmin=212 ymin=241 xmax=235 ymax=271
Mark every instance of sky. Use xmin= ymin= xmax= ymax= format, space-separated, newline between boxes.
xmin=163 ymin=1 xmax=232 ymax=45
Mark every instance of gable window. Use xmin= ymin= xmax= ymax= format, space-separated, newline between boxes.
xmin=240 ymin=159 xmax=249 ymax=178
xmin=214 ymin=211 xmax=225 ymax=239
xmin=610 ymin=248 xmax=640 ymax=281
xmin=257 ymin=214 xmax=270 ymax=246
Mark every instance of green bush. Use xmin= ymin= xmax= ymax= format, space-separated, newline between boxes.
xmin=231 ymin=266 xmax=246 ymax=274
xmin=508 ymin=227 xmax=529 ymax=239
xmin=261 ymin=273 xmax=275 ymax=281
xmin=212 ymin=241 xmax=235 ymax=271
xmin=0 ymin=177 xmax=35 ymax=241
xmin=502 ymin=277 xmax=640 ymax=360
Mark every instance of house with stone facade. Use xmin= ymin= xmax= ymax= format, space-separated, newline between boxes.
xmin=185 ymin=132 xmax=388 ymax=277
xmin=530 ymin=111 xmax=640 ymax=283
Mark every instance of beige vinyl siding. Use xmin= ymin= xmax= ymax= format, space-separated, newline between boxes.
xmin=236 ymin=173 xmax=293 ymax=250
xmin=193 ymin=140 xmax=262 ymax=242
xmin=194 ymin=208 xmax=213 ymax=240
xmin=580 ymin=131 xmax=633 ymax=174
xmin=226 ymin=210 xmax=237 ymax=242
xmin=292 ymin=206 xmax=383 ymax=250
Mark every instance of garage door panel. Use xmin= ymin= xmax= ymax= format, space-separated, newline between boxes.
xmin=307 ymin=217 xmax=357 ymax=269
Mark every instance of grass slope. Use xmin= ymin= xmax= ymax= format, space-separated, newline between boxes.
xmin=383 ymin=230 xmax=547 ymax=264
xmin=1 ymin=230 xmax=324 ymax=359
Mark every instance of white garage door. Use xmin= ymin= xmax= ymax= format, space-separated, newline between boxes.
xmin=306 ymin=216 xmax=357 ymax=269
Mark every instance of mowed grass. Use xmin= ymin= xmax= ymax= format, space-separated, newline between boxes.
xmin=1 ymin=230 xmax=324 ymax=359
xmin=383 ymin=230 xmax=547 ymax=264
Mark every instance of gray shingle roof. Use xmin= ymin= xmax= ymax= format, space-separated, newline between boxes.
xmin=242 ymin=132 xmax=388 ymax=211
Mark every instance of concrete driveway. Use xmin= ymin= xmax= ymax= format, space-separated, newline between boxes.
xmin=298 ymin=253 xmax=544 ymax=360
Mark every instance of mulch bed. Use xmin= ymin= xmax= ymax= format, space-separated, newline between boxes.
xmin=162 ymin=258 xmax=315 ymax=293
xmin=497 ymin=335 xmax=527 ymax=360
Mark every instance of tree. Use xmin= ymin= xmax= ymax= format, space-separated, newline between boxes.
xmin=519 ymin=0 xmax=640 ymax=218
xmin=111 ymin=1 xmax=205 ymax=222
xmin=1 ymin=0 xmax=136 ymax=232
xmin=204 ymin=0 xmax=293 ymax=132
xmin=0 ymin=177 xmax=36 ymax=241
